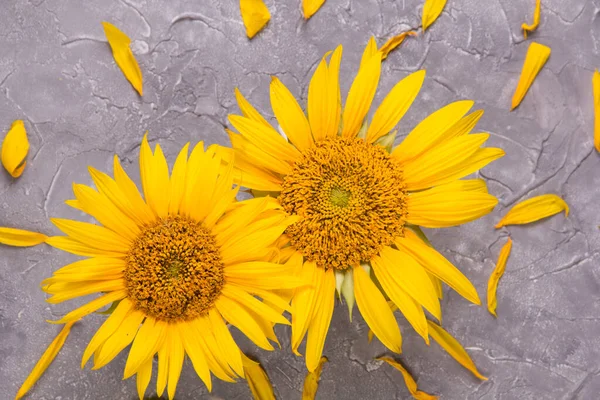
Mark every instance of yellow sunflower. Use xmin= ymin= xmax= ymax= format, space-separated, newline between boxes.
xmin=221 ymin=38 xmax=505 ymax=372
xmin=18 ymin=135 xmax=300 ymax=399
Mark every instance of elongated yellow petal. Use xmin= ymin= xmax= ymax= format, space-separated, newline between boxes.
xmin=242 ymin=353 xmax=276 ymax=400
xmin=511 ymin=42 xmax=550 ymax=110
xmin=0 ymin=226 xmax=47 ymax=247
xmin=522 ymin=0 xmax=541 ymax=39
xmin=422 ymin=0 xmax=447 ymax=31
xmin=93 ymin=310 xmax=145 ymax=370
xmin=177 ymin=321 xmax=212 ymax=390
xmin=16 ymin=322 xmax=75 ymax=400
xmin=48 ymin=289 xmax=127 ymax=324
xmin=1 ymin=120 xmax=29 ymax=178
xmin=593 ymin=70 xmax=600 ymax=152
xmin=50 ymin=218 xmax=131 ymax=252
xmin=305 ymin=268 xmax=335 ymax=372
xmin=270 ymin=77 xmax=314 ymax=151
xmin=136 ymin=358 xmax=153 ymax=400
xmin=495 ymin=194 xmax=568 ymax=228
xmin=302 ymin=356 xmax=328 ymax=400
xmin=427 ymin=320 xmax=487 ymax=380
xmin=487 ymin=238 xmax=512 ymax=317
xmin=378 ymin=357 xmax=438 ymax=400
xmin=167 ymin=326 xmax=185 ymax=400
xmin=124 ymin=317 xmax=165 ymax=379
xmin=240 ymin=0 xmax=270 ymax=39
xmin=235 ymin=88 xmax=272 ymax=127
xmin=441 ymin=110 xmax=484 ymax=142
xmin=215 ymin=296 xmax=273 ymax=350
xmin=45 ymin=236 xmax=124 ymax=258
xmin=291 ymin=261 xmax=321 ymax=355
xmin=102 ymin=22 xmax=142 ymax=95
xmin=380 ymin=31 xmax=417 ymax=60
xmin=303 ymin=0 xmax=325 ymax=19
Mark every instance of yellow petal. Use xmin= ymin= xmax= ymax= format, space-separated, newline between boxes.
xmin=136 ymin=359 xmax=153 ymax=400
xmin=270 ymin=77 xmax=314 ymax=151
xmin=380 ymin=31 xmax=417 ymax=60
xmin=1 ymin=120 xmax=29 ymax=178
xmin=302 ymin=356 xmax=328 ymax=400
xmin=305 ymin=268 xmax=335 ymax=372
xmin=235 ymin=88 xmax=272 ymax=128
xmin=102 ymin=22 xmax=143 ymax=96
xmin=487 ymin=238 xmax=512 ymax=317
xmin=427 ymin=320 xmax=487 ymax=380
xmin=422 ymin=0 xmax=447 ymax=31
xmin=242 ymin=353 xmax=276 ymax=400
xmin=359 ymin=37 xmax=378 ymax=70
xmin=240 ymin=0 xmax=270 ymax=39
xmin=522 ymin=0 xmax=541 ymax=39
xmin=441 ymin=109 xmax=484 ymax=142
xmin=15 ymin=322 xmax=75 ymax=400
xmin=495 ymin=194 xmax=568 ymax=228
xmin=0 ymin=226 xmax=47 ymax=247
xmin=593 ymin=70 xmax=600 ymax=152
xmin=511 ymin=42 xmax=550 ymax=110
xmin=303 ymin=0 xmax=326 ymax=19
xmin=377 ymin=357 xmax=438 ymax=400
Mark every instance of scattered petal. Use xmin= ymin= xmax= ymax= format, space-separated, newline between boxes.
xmin=302 ymin=356 xmax=328 ymax=400
xmin=511 ymin=42 xmax=550 ymax=110
xmin=1 ymin=120 xmax=29 ymax=178
xmin=380 ymin=31 xmax=417 ymax=60
xmin=487 ymin=238 xmax=513 ymax=317
xmin=0 ymin=226 xmax=47 ymax=247
xmin=303 ymin=0 xmax=326 ymax=19
xmin=242 ymin=353 xmax=276 ymax=400
xmin=16 ymin=322 xmax=75 ymax=400
xmin=522 ymin=0 xmax=541 ymax=39
xmin=495 ymin=194 xmax=568 ymax=228
xmin=422 ymin=0 xmax=447 ymax=31
xmin=427 ymin=320 xmax=487 ymax=380
xmin=240 ymin=0 xmax=270 ymax=39
xmin=102 ymin=22 xmax=143 ymax=96
xmin=593 ymin=70 xmax=600 ymax=152
xmin=378 ymin=357 xmax=438 ymax=400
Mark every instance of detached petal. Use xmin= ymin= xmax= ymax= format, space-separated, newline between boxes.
xmin=242 ymin=353 xmax=276 ymax=400
xmin=378 ymin=357 xmax=438 ymax=400
xmin=487 ymin=238 xmax=513 ymax=317
xmin=522 ymin=0 xmax=541 ymax=39
xmin=1 ymin=120 xmax=29 ymax=178
xmin=495 ymin=194 xmax=568 ymax=228
xmin=511 ymin=42 xmax=550 ymax=110
xmin=303 ymin=0 xmax=326 ymax=20
xmin=0 ymin=226 xmax=47 ymax=247
xmin=593 ymin=70 xmax=600 ymax=152
xmin=380 ymin=31 xmax=417 ymax=60
xmin=302 ymin=356 xmax=328 ymax=400
xmin=240 ymin=0 xmax=270 ymax=39
xmin=102 ymin=22 xmax=143 ymax=96
xmin=422 ymin=0 xmax=447 ymax=31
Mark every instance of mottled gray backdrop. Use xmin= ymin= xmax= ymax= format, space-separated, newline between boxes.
xmin=1 ymin=0 xmax=599 ymax=399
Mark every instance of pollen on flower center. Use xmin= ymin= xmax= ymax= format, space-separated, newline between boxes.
xmin=279 ymin=137 xmax=408 ymax=270
xmin=124 ymin=216 xmax=224 ymax=321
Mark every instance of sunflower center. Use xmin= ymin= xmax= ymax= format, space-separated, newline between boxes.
xmin=279 ymin=137 xmax=408 ymax=271
xmin=124 ymin=216 xmax=224 ymax=321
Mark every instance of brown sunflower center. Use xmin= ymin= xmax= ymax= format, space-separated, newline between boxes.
xmin=124 ymin=216 xmax=224 ymax=321
xmin=279 ymin=137 xmax=408 ymax=271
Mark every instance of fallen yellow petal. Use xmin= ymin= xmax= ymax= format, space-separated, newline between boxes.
xmin=242 ymin=353 xmax=276 ymax=400
xmin=102 ymin=21 xmax=143 ymax=96
xmin=240 ymin=0 xmax=270 ymax=39
xmin=15 ymin=322 xmax=75 ymax=400
xmin=495 ymin=194 xmax=568 ymax=228
xmin=302 ymin=356 xmax=328 ymax=400
xmin=427 ymin=320 xmax=487 ymax=380
xmin=511 ymin=42 xmax=550 ymax=110
xmin=487 ymin=238 xmax=512 ymax=317
xmin=593 ymin=70 xmax=600 ymax=152
xmin=0 ymin=226 xmax=47 ymax=247
xmin=303 ymin=0 xmax=326 ymax=19
xmin=378 ymin=357 xmax=438 ymax=400
xmin=380 ymin=31 xmax=417 ymax=60
xmin=1 ymin=120 xmax=29 ymax=178
xmin=522 ymin=0 xmax=541 ymax=39
xmin=422 ymin=0 xmax=447 ymax=31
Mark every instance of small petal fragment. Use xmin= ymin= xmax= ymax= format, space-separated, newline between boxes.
xmin=593 ymin=70 xmax=600 ymax=152
xmin=0 ymin=226 xmax=47 ymax=247
xmin=495 ymin=194 xmax=568 ymax=228
xmin=380 ymin=31 xmax=417 ymax=60
xmin=487 ymin=238 xmax=513 ymax=317
xmin=102 ymin=22 xmax=143 ymax=96
xmin=240 ymin=0 xmax=270 ymax=39
xmin=378 ymin=357 xmax=438 ymax=400
xmin=522 ymin=0 xmax=541 ymax=39
xmin=242 ymin=353 xmax=276 ymax=400
xmin=303 ymin=0 xmax=326 ymax=20
xmin=16 ymin=322 xmax=75 ymax=400
xmin=1 ymin=120 xmax=29 ymax=178
xmin=511 ymin=42 xmax=551 ymax=110
xmin=422 ymin=0 xmax=447 ymax=31
xmin=427 ymin=320 xmax=487 ymax=380
xmin=302 ymin=356 xmax=328 ymax=400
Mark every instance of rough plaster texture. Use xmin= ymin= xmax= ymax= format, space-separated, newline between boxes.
xmin=1 ymin=0 xmax=599 ymax=399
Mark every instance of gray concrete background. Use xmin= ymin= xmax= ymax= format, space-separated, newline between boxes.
xmin=1 ymin=0 xmax=599 ymax=399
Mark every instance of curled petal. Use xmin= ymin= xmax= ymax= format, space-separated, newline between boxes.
xmin=487 ymin=238 xmax=513 ymax=317
xmin=242 ymin=353 xmax=276 ymax=400
xmin=240 ymin=0 xmax=270 ymax=39
xmin=378 ymin=357 xmax=438 ymax=400
xmin=522 ymin=0 xmax=541 ymax=39
xmin=380 ymin=31 xmax=417 ymax=60
xmin=422 ymin=0 xmax=447 ymax=31
xmin=0 ymin=226 xmax=47 ymax=247
xmin=102 ymin=22 xmax=143 ymax=96
xmin=511 ymin=42 xmax=551 ymax=110
xmin=495 ymin=194 xmax=568 ymax=228
xmin=302 ymin=356 xmax=328 ymax=400
xmin=1 ymin=120 xmax=29 ymax=178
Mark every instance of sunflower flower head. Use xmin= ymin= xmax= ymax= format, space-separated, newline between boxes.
xmin=224 ymin=38 xmax=505 ymax=372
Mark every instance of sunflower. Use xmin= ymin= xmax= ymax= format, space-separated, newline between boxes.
xmin=22 ymin=135 xmax=300 ymax=399
xmin=221 ymin=38 xmax=505 ymax=372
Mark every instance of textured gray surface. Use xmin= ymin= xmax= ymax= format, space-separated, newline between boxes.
xmin=1 ymin=0 xmax=599 ymax=399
